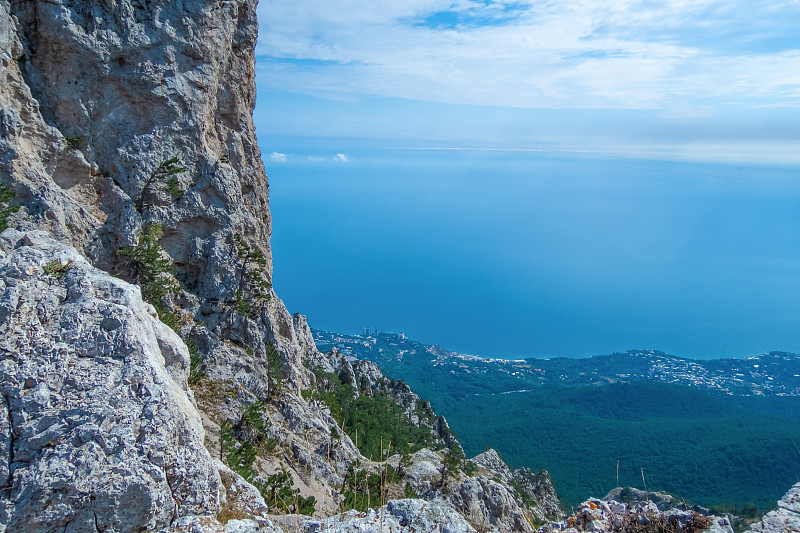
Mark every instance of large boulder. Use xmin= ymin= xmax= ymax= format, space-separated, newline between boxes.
xmin=0 ymin=230 xmax=223 ymax=532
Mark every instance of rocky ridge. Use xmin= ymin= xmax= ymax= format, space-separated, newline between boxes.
xmin=0 ymin=1 xmax=565 ymax=531
xmin=0 ymin=226 xmax=559 ymax=532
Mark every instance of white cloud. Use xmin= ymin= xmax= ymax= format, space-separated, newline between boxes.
xmin=256 ymin=0 xmax=800 ymax=111
xmin=306 ymin=154 xmax=351 ymax=162
xmin=269 ymin=152 xmax=288 ymax=162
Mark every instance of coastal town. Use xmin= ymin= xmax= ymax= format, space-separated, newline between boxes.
xmin=313 ymin=330 xmax=800 ymax=397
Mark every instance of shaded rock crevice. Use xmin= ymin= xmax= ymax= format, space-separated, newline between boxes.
xmin=0 ymin=392 xmax=12 ymax=494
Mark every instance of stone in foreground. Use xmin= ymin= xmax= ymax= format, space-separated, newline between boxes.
xmin=0 ymin=230 xmax=223 ymax=532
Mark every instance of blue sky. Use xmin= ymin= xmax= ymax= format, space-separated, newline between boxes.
xmin=254 ymin=0 xmax=800 ymax=162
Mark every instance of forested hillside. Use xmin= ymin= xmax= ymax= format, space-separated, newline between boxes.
xmin=315 ymin=330 xmax=800 ymax=509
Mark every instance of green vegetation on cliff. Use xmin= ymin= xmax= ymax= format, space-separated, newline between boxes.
xmin=0 ymin=184 xmax=20 ymax=232
xmin=303 ymin=368 xmax=438 ymax=461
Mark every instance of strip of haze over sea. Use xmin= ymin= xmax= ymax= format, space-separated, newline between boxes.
xmin=252 ymin=1 xmax=800 ymax=360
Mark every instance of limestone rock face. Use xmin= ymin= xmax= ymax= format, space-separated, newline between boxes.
xmin=0 ymin=230 xmax=222 ymax=532
xmin=513 ymin=467 xmax=564 ymax=520
xmin=404 ymin=448 xmax=445 ymax=495
xmin=444 ymin=476 xmax=534 ymax=533
xmin=1 ymin=0 xmax=272 ymax=293
xmin=464 ymin=448 xmax=564 ymax=526
xmin=472 ymin=449 xmax=513 ymax=481
xmin=301 ymin=499 xmax=478 ymax=533
xmin=0 ymin=0 xmax=309 ymax=399
xmin=746 ymin=482 xmax=800 ymax=533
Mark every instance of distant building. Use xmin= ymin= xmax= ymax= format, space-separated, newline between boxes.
xmin=363 ymin=327 xmax=371 ymax=337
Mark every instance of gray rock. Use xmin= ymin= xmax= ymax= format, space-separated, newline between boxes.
xmin=1 ymin=0 xmax=272 ymax=291
xmin=513 ymin=467 xmax=564 ymax=520
xmin=469 ymin=449 xmax=563 ymax=522
xmin=540 ymin=496 xmax=733 ymax=533
xmin=445 ymin=476 xmax=535 ymax=533
xmin=473 ymin=449 xmax=513 ymax=482
xmin=0 ymin=230 xmax=224 ymax=532
xmin=405 ymin=448 xmax=444 ymax=494
xmin=302 ymin=499 xmax=477 ymax=533
xmin=223 ymin=519 xmax=262 ymax=533
xmin=603 ymin=486 xmax=710 ymax=513
xmin=746 ymin=482 xmax=800 ymax=533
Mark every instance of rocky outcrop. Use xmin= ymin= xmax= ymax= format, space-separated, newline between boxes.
xmin=513 ymin=468 xmax=563 ymax=520
xmin=432 ymin=449 xmax=564 ymax=533
xmin=541 ymin=498 xmax=733 ymax=533
xmin=445 ymin=476 xmax=534 ymax=532
xmin=604 ymin=486 xmax=710 ymax=514
xmin=473 ymin=449 xmax=563 ymax=520
xmin=301 ymin=499 xmax=477 ymax=533
xmin=746 ymin=482 xmax=800 ymax=533
xmin=0 ymin=230 xmax=282 ymax=532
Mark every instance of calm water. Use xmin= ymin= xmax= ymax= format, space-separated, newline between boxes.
xmin=266 ymin=146 xmax=800 ymax=359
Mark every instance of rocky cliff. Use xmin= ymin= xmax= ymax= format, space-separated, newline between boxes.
xmin=0 ymin=1 xmax=565 ymax=532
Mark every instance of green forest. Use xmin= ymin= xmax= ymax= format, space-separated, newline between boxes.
xmin=436 ymin=381 xmax=800 ymax=509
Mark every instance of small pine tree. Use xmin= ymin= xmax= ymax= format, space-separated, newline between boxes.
xmin=233 ymin=233 xmax=271 ymax=317
xmin=398 ymin=445 xmax=413 ymax=477
xmin=0 ymin=184 xmax=20 ymax=231
xmin=186 ymin=340 xmax=206 ymax=385
xmin=136 ymin=157 xmax=187 ymax=212
xmin=439 ymin=443 xmax=465 ymax=487
xmin=265 ymin=341 xmax=283 ymax=400
xmin=117 ymin=223 xmax=180 ymax=320
xmin=64 ymin=136 xmax=85 ymax=150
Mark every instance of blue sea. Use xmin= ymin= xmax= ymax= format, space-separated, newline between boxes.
xmin=265 ymin=144 xmax=800 ymax=360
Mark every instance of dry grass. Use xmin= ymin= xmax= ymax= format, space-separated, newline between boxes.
xmin=609 ymin=511 xmax=713 ymax=533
